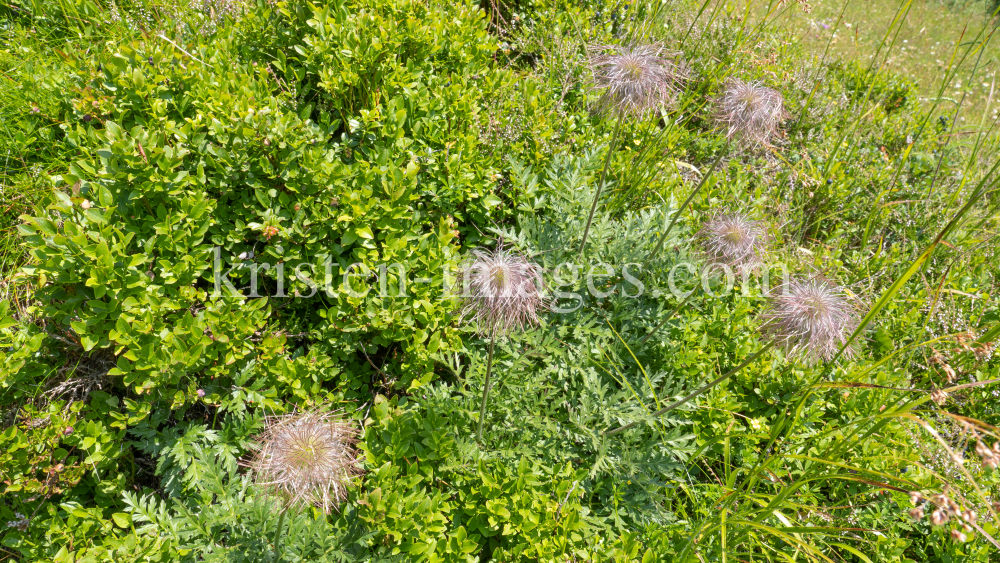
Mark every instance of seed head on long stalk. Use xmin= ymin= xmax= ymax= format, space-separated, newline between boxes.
xmin=696 ymin=212 xmax=769 ymax=275
xmin=714 ymin=78 xmax=787 ymax=147
xmin=760 ymin=276 xmax=859 ymax=364
xmin=588 ymin=43 xmax=688 ymax=117
xmin=455 ymin=245 xmax=545 ymax=444
xmin=246 ymin=409 xmax=362 ymax=514
xmin=456 ymin=245 xmax=545 ymax=338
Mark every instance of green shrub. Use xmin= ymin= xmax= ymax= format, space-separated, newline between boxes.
xmin=15 ymin=0 xmax=508 ymax=408
xmin=4 ymin=0 xmax=510 ymax=555
xmin=359 ymin=394 xmax=595 ymax=561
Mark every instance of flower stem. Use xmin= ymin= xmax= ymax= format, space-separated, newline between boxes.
xmin=476 ymin=338 xmax=496 ymax=444
xmin=579 ymin=111 xmax=624 ymax=260
xmin=647 ymin=148 xmax=727 ymax=262
xmin=273 ymin=506 xmax=289 ymax=562
xmin=605 ymin=342 xmax=774 ymax=436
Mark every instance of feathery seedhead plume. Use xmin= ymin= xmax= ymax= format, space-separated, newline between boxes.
xmin=930 ymin=389 xmax=949 ymax=406
xmin=759 ymin=277 xmax=859 ymax=364
xmin=714 ymin=79 xmax=787 ymax=147
xmin=588 ymin=43 xmax=687 ymax=117
xmin=246 ymin=409 xmax=362 ymax=514
xmin=976 ymin=440 xmax=999 ymax=469
xmin=930 ymin=508 xmax=950 ymax=526
xmin=696 ymin=212 xmax=769 ymax=275
xmin=456 ymin=245 xmax=544 ymax=337
xmin=960 ymin=510 xmax=977 ymax=526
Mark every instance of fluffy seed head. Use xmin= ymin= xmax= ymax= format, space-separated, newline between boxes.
xmin=714 ymin=79 xmax=787 ymax=147
xmin=760 ymin=277 xmax=859 ymax=364
xmin=976 ymin=440 xmax=999 ymax=469
xmin=246 ymin=409 xmax=362 ymax=514
xmin=696 ymin=212 xmax=769 ymax=275
xmin=930 ymin=508 xmax=950 ymax=526
xmin=588 ymin=43 xmax=687 ymax=117
xmin=456 ymin=246 xmax=544 ymax=337
xmin=930 ymin=389 xmax=949 ymax=406
xmin=960 ymin=510 xmax=977 ymax=525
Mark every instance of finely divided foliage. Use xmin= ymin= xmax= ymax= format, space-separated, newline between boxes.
xmin=696 ymin=212 xmax=769 ymax=275
xmin=246 ymin=410 xmax=363 ymax=514
xmin=714 ymin=78 xmax=787 ymax=147
xmin=760 ymin=277 xmax=860 ymax=364
xmin=456 ymin=246 xmax=545 ymax=337
xmin=588 ymin=43 xmax=687 ymax=116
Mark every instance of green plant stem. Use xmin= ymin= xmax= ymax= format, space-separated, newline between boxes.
xmin=605 ymin=342 xmax=774 ymax=436
xmin=579 ymin=111 xmax=624 ymax=260
xmin=273 ymin=506 xmax=289 ymax=562
xmin=476 ymin=338 xmax=496 ymax=444
xmin=647 ymin=148 xmax=726 ymax=262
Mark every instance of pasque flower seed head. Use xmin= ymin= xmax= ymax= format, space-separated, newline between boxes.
xmin=246 ymin=409 xmax=362 ymax=514
xmin=696 ymin=212 xmax=769 ymax=275
xmin=456 ymin=245 xmax=545 ymax=337
xmin=760 ymin=277 xmax=859 ymax=364
xmin=588 ymin=43 xmax=687 ymax=117
xmin=714 ymin=79 xmax=787 ymax=147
